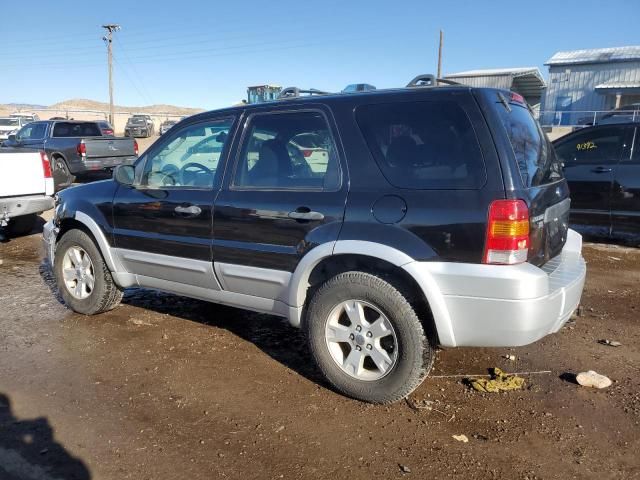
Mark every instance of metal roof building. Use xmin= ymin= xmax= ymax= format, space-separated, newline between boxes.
xmin=541 ymin=46 xmax=640 ymax=125
xmin=444 ymin=67 xmax=546 ymax=107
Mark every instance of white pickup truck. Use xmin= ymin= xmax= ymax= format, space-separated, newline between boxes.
xmin=0 ymin=148 xmax=55 ymax=239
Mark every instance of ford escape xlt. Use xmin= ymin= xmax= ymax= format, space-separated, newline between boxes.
xmin=43 ymin=76 xmax=586 ymax=403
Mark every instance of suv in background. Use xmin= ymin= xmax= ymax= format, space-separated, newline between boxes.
xmin=553 ymin=122 xmax=640 ymax=244
xmin=43 ymin=76 xmax=586 ymax=404
xmin=124 ymin=115 xmax=155 ymax=138
xmin=97 ymin=120 xmax=115 ymax=136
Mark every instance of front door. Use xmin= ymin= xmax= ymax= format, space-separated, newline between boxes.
xmin=112 ymin=117 xmax=235 ymax=290
xmin=555 ymin=125 xmax=626 ymax=237
xmin=213 ymin=107 xmax=347 ymax=301
xmin=611 ymin=126 xmax=640 ymax=242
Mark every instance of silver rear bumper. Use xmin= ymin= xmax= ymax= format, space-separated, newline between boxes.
xmin=413 ymin=229 xmax=586 ymax=347
xmin=1 ymin=195 xmax=54 ymax=222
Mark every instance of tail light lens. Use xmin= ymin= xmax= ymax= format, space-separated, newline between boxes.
xmin=40 ymin=151 xmax=52 ymax=178
xmin=77 ymin=142 xmax=86 ymax=156
xmin=134 ymin=140 xmax=139 ymax=156
xmin=510 ymin=92 xmax=525 ymax=104
xmin=301 ymin=149 xmax=313 ymax=157
xmin=483 ymin=199 xmax=530 ymax=265
xmin=103 ymin=129 xmax=114 ymax=135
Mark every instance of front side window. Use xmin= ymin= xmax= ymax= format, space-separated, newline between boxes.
xmin=554 ymin=127 xmax=624 ymax=166
xmin=356 ymin=101 xmax=486 ymax=189
xmin=233 ymin=111 xmax=340 ymax=190
xmin=141 ymin=118 xmax=233 ymax=189
xmin=17 ymin=122 xmax=46 ymax=140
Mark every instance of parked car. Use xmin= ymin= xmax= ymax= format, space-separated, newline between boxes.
xmin=124 ymin=115 xmax=155 ymax=137
xmin=159 ymin=119 xmax=178 ymax=135
xmin=553 ymin=122 xmax=639 ymax=244
xmin=96 ymin=120 xmax=115 ymax=136
xmin=0 ymin=148 xmax=54 ymax=240
xmin=3 ymin=120 xmax=138 ymax=190
xmin=43 ymin=77 xmax=586 ymax=403
xmin=0 ymin=116 xmax=29 ymax=142
xmin=10 ymin=112 xmax=40 ymax=123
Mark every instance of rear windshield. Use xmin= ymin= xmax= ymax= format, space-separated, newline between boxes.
xmin=495 ymin=97 xmax=563 ymax=187
xmin=356 ymin=101 xmax=486 ymax=189
xmin=52 ymin=122 xmax=102 ymax=137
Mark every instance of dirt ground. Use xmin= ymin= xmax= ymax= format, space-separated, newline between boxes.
xmin=0 ymin=220 xmax=638 ymax=480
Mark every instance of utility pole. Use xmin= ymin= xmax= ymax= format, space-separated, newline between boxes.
xmin=102 ymin=24 xmax=120 ymax=125
xmin=437 ymin=29 xmax=443 ymax=79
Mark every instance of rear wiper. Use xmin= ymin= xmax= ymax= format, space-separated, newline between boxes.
xmin=497 ymin=92 xmax=511 ymax=113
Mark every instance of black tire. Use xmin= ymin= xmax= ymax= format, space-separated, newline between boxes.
xmin=51 ymin=156 xmax=75 ymax=191
xmin=54 ymin=229 xmax=123 ymax=315
xmin=305 ymin=271 xmax=434 ymax=404
xmin=5 ymin=214 xmax=37 ymax=237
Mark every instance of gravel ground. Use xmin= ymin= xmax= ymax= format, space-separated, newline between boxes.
xmin=0 ymin=222 xmax=638 ymax=480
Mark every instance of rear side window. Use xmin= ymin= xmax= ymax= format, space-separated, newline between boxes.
xmin=554 ymin=127 xmax=625 ymax=165
xmin=356 ymin=101 xmax=486 ymax=189
xmin=53 ymin=122 xmax=101 ymax=137
xmin=495 ymin=98 xmax=563 ymax=186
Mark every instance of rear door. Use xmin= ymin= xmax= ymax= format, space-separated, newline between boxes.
xmin=213 ymin=106 xmax=347 ymax=301
xmin=554 ymin=126 xmax=627 ymax=238
xmin=611 ymin=126 xmax=640 ymax=242
xmin=112 ymin=117 xmax=235 ymax=290
xmin=484 ymin=90 xmax=569 ymax=265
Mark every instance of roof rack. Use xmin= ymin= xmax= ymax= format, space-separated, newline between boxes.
xmin=406 ymin=74 xmax=461 ymax=88
xmin=277 ymin=87 xmax=331 ymax=100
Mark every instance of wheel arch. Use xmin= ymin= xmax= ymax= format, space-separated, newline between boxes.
xmin=57 ymin=211 xmax=122 ymax=273
xmin=288 ymin=241 xmax=455 ymax=346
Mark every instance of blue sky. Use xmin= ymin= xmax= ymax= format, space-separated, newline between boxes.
xmin=1 ymin=0 xmax=638 ymax=109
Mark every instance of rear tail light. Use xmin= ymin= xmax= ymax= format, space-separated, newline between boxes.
xmin=510 ymin=92 xmax=525 ymax=104
xmin=134 ymin=140 xmax=139 ymax=156
xmin=483 ymin=199 xmax=530 ymax=265
xmin=77 ymin=141 xmax=86 ymax=157
xmin=301 ymin=149 xmax=313 ymax=157
xmin=103 ymin=129 xmax=114 ymax=135
xmin=40 ymin=151 xmax=52 ymax=178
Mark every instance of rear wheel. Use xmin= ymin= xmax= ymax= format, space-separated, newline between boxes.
xmin=54 ymin=229 xmax=122 ymax=314
xmin=5 ymin=214 xmax=37 ymax=237
xmin=51 ymin=156 xmax=75 ymax=191
xmin=305 ymin=271 xmax=434 ymax=403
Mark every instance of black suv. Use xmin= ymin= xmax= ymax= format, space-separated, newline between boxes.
xmin=44 ymin=76 xmax=586 ymax=403
xmin=554 ymin=123 xmax=640 ymax=244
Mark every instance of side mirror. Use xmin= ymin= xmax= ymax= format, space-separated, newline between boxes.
xmin=113 ymin=164 xmax=135 ymax=186
xmin=8 ymin=134 xmax=17 ymax=142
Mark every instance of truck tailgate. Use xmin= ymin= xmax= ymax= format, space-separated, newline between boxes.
xmin=0 ymin=150 xmax=47 ymax=197
xmin=84 ymin=137 xmax=136 ymax=160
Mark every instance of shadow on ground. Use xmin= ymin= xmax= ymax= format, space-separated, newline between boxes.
xmin=0 ymin=393 xmax=91 ymax=480
xmin=121 ymin=288 xmax=328 ymax=387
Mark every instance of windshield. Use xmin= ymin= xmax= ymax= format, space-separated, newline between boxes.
xmin=495 ymin=96 xmax=563 ymax=187
xmin=0 ymin=118 xmax=19 ymax=127
xmin=129 ymin=118 xmax=146 ymax=125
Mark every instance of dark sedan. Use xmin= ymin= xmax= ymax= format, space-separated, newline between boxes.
xmin=553 ymin=122 xmax=640 ymax=244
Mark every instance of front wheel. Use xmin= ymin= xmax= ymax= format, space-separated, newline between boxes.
xmin=54 ymin=229 xmax=123 ymax=315
xmin=305 ymin=271 xmax=434 ymax=403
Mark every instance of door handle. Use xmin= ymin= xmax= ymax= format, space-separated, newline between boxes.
xmin=174 ymin=205 xmax=202 ymax=216
xmin=591 ymin=166 xmax=612 ymax=173
xmin=288 ymin=208 xmax=324 ymax=221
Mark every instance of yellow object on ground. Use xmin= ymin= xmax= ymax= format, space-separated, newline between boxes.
xmin=470 ymin=368 xmax=525 ymax=393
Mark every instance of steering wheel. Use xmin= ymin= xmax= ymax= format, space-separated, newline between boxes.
xmin=180 ymin=162 xmax=213 ymax=186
